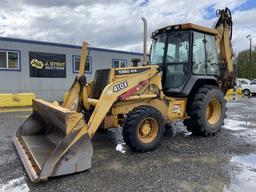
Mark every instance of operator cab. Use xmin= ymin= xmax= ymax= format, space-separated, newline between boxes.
xmin=150 ymin=23 xmax=220 ymax=97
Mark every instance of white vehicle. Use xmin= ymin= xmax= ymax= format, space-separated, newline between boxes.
xmin=241 ymin=79 xmax=256 ymax=96
xmin=236 ymin=78 xmax=251 ymax=87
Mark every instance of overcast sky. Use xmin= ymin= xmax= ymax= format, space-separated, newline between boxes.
xmin=0 ymin=0 xmax=255 ymax=53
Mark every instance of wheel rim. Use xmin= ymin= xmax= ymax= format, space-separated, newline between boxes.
xmin=244 ymin=90 xmax=249 ymax=95
xmin=138 ymin=117 xmax=158 ymax=144
xmin=205 ymin=98 xmax=221 ymax=125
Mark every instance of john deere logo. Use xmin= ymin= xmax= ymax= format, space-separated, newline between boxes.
xmin=31 ymin=59 xmax=44 ymax=69
xmin=12 ymin=96 xmax=21 ymax=103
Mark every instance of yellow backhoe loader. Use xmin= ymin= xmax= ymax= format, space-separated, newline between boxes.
xmin=14 ymin=7 xmax=234 ymax=182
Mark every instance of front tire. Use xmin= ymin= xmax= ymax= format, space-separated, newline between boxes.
xmin=243 ymin=89 xmax=250 ymax=96
xmin=184 ymin=86 xmax=226 ymax=136
xmin=122 ymin=106 xmax=164 ymax=152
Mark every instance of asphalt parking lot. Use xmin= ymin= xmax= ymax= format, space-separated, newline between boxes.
xmin=1 ymin=96 xmax=256 ymax=192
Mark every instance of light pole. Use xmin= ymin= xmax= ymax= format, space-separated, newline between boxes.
xmin=246 ymin=35 xmax=252 ymax=80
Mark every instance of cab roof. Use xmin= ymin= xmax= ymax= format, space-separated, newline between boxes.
xmin=152 ymin=23 xmax=219 ymax=38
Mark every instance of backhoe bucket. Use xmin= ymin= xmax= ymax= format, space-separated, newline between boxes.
xmin=13 ymin=99 xmax=93 ymax=182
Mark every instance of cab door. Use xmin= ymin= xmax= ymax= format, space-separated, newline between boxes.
xmin=162 ymin=31 xmax=191 ymax=95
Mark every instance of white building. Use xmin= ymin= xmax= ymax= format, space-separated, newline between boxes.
xmin=0 ymin=37 xmax=144 ymax=101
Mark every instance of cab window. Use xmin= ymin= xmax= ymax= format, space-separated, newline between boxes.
xmin=192 ymin=32 xmax=219 ymax=75
xmin=164 ymin=31 xmax=190 ymax=88
xmin=150 ymin=34 xmax=167 ymax=65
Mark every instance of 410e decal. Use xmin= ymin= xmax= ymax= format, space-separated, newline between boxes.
xmin=113 ymin=81 xmax=128 ymax=92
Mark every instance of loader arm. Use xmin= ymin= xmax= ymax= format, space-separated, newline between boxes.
xmin=213 ymin=7 xmax=235 ymax=93
xmin=63 ymin=42 xmax=89 ymax=111
xmin=78 ymin=65 xmax=160 ymax=138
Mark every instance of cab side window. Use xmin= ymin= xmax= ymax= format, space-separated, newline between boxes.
xmin=192 ymin=32 xmax=219 ymax=75
xmin=205 ymin=35 xmax=219 ymax=75
xmin=192 ymin=32 xmax=206 ymax=74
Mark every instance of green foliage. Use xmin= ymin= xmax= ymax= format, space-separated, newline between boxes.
xmin=235 ymin=48 xmax=256 ymax=79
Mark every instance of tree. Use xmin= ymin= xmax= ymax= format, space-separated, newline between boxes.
xmin=235 ymin=47 xmax=256 ymax=79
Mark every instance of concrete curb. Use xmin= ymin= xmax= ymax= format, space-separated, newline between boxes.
xmin=0 ymin=93 xmax=36 ymax=107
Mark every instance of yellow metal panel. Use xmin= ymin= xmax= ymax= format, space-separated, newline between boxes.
xmin=237 ymin=89 xmax=242 ymax=94
xmin=0 ymin=108 xmax=32 ymax=113
xmin=181 ymin=23 xmax=219 ymax=35
xmin=112 ymin=100 xmax=150 ymax=115
xmin=0 ymin=93 xmax=36 ymax=107
xmin=167 ymin=99 xmax=187 ymax=121
xmin=64 ymin=92 xmax=68 ymax=102
xmin=112 ymin=98 xmax=169 ymax=120
xmin=104 ymin=115 xmax=118 ymax=128
xmin=225 ymin=88 xmax=242 ymax=95
xmin=149 ymin=99 xmax=169 ymax=119
xmin=155 ymin=23 xmax=219 ymax=36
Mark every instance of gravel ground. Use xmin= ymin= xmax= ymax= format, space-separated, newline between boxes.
xmin=1 ymin=97 xmax=256 ymax=192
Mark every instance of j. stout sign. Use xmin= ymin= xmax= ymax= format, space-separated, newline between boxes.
xmin=29 ymin=52 xmax=66 ymax=78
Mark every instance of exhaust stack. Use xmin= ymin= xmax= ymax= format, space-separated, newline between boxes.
xmin=141 ymin=17 xmax=147 ymax=65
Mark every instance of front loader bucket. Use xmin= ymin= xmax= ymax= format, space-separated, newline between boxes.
xmin=13 ymin=99 xmax=93 ymax=182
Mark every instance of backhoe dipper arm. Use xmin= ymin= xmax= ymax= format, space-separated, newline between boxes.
xmin=213 ymin=7 xmax=235 ymax=93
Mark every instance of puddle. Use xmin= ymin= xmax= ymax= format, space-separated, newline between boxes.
xmin=223 ymin=119 xmax=247 ymax=131
xmin=0 ymin=177 xmax=29 ymax=192
xmin=227 ymin=154 xmax=256 ymax=192
xmin=229 ymin=113 xmax=248 ymax=119
xmin=226 ymin=102 xmax=247 ymax=107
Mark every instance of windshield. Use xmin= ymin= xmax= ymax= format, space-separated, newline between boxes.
xmin=150 ymin=34 xmax=167 ymax=65
xmin=150 ymin=32 xmax=190 ymax=65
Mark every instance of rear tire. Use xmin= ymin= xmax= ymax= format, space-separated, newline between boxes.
xmin=184 ymin=86 xmax=226 ymax=136
xmin=122 ymin=106 xmax=164 ymax=152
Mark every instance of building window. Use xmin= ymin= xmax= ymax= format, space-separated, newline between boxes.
xmin=73 ymin=55 xmax=92 ymax=73
xmin=0 ymin=50 xmax=20 ymax=70
xmin=112 ymin=59 xmax=127 ymax=68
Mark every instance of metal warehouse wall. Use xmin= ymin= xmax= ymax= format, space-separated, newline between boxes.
xmin=0 ymin=38 xmax=144 ymax=101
